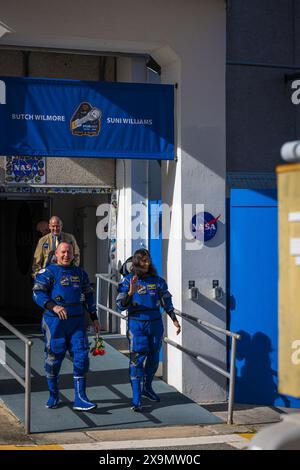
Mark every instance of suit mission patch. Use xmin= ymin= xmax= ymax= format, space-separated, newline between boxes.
xmin=60 ymin=276 xmax=70 ymax=286
xmin=137 ymin=284 xmax=147 ymax=295
xmin=147 ymin=284 xmax=157 ymax=295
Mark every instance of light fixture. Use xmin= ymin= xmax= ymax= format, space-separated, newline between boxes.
xmin=284 ymin=72 xmax=300 ymax=83
xmin=146 ymin=56 xmax=161 ymax=76
xmin=0 ymin=21 xmax=12 ymax=39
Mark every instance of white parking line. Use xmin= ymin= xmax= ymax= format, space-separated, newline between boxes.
xmin=62 ymin=434 xmax=249 ymax=450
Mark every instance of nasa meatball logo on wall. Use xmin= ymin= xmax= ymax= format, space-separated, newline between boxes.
xmin=5 ymin=156 xmax=45 ymax=184
xmin=191 ymin=212 xmax=221 ymax=242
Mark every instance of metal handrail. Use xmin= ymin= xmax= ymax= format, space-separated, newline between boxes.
xmin=96 ymin=273 xmax=120 ymax=332
xmin=174 ymin=308 xmax=241 ymax=339
xmin=164 ymin=336 xmax=237 ymax=425
xmin=95 ymin=273 xmax=240 ymax=425
xmin=172 ymin=309 xmax=239 ymax=424
xmin=164 ymin=338 xmax=230 ymax=379
xmin=96 ymin=273 xmax=119 ymax=286
xmin=97 ymin=303 xmax=127 ymax=320
xmin=0 ymin=316 xmax=32 ymax=434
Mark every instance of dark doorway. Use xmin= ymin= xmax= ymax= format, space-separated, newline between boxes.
xmin=0 ymin=198 xmax=49 ymax=324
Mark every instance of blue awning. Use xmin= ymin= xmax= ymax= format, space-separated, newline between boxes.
xmin=0 ymin=76 xmax=174 ymax=160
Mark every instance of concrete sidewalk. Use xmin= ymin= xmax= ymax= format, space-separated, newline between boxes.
xmin=0 ymin=398 xmax=290 ymax=449
xmin=0 ymin=333 xmax=295 ymax=450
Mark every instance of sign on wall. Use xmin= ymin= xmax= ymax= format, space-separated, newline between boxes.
xmin=0 ymin=77 xmax=174 ymax=160
xmin=191 ymin=212 xmax=221 ymax=242
xmin=5 ymin=156 xmax=46 ymax=184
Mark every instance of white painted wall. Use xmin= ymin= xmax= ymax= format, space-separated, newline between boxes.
xmin=116 ymin=57 xmax=149 ymax=335
xmin=0 ymin=0 xmax=226 ymax=402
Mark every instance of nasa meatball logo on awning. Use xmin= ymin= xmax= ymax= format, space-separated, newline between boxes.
xmin=70 ymin=102 xmax=101 ymax=136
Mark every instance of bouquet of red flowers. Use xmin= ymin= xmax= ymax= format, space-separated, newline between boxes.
xmin=90 ymin=335 xmax=106 ymax=356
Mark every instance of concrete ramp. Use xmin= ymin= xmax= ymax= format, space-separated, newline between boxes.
xmin=0 ymin=334 xmax=222 ymax=433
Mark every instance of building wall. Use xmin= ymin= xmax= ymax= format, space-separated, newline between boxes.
xmin=0 ymin=0 xmax=227 ymax=403
xmin=227 ymin=0 xmax=300 ymax=172
xmin=116 ymin=57 xmax=149 ymax=336
xmin=0 ymin=48 xmax=116 ymax=187
xmin=159 ymin=4 xmax=227 ymax=400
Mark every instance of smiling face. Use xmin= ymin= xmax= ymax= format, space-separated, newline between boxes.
xmin=138 ymin=255 xmax=151 ymax=273
xmin=131 ymin=249 xmax=156 ymax=277
xmin=56 ymin=242 xmax=74 ymax=266
xmin=49 ymin=217 xmax=62 ymax=237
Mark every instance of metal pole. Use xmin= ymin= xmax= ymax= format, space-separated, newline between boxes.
xmin=174 ymin=309 xmax=240 ymax=340
xmin=24 ymin=341 xmax=32 ymax=434
xmin=0 ymin=317 xmax=32 ymax=343
xmin=96 ymin=276 xmax=100 ymax=321
xmin=111 ymin=272 xmax=118 ymax=333
xmin=97 ymin=303 xmax=127 ymax=320
xmin=95 ymin=273 xmax=119 ymax=286
xmin=164 ymin=337 xmax=230 ymax=378
xmin=228 ymin=337 xmax=237 ymax=425
xmin=107 ymin=280 xmax=112 ymax=332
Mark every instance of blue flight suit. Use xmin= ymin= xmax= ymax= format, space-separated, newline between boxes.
xmin=33 ymin=264 xmax=97 ymax=410
xmin=116 ymin=273 xmax=176 ymax=407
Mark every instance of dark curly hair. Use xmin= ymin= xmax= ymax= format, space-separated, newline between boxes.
xmin=130 ymin=249 xmax=157 ymax=277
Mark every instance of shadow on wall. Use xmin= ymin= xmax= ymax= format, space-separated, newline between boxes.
xmin=190 ymin=290 xmax=226 ymax=323
xmin=235 ymin=330 xmax=290 ymax=407
xmin=205 ymin=220 xmax=225 ymax=248
xmin=183 ymin=126 xmax=225 ymax=179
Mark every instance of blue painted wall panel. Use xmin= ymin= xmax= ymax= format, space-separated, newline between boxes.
xmin=230 ymin=189 xmax=300 ymax=407
xmin=148 ymin=200 xmax=163 ymax=361
xmin=148 ymin=200 xmax=162 ymax=276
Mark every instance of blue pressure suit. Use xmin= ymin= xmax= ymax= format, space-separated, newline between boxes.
xmin=33 ymin=264 xmax=97 ymax=410
xmin=117 ymin=273 xmax=177 ymax=408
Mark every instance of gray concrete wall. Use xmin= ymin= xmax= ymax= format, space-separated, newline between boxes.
xmin=0 ymin=156 xmax=115 ymax=186
xmin=227 ymin=0 xmax=295 ymax=64
xmin=227 ymin=65 xmax=299 ymax=171
xmin=0 ymin=49 xmax=116 ymax=187
xmin=227 ymin=0 xmax=300 ymax=172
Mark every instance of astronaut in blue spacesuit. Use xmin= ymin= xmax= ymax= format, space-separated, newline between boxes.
xmin=33 ymin=242 xmax=100 ymax=411
xmin=117 ymin=249 xmax=181 ymax=412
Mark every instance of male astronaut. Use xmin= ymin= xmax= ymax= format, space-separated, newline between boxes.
xmin=33 ymin=242 xmax=100 ymax=411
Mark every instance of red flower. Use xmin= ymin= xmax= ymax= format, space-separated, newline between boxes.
xmin=90 ymin=336 xmax=106 ymax=357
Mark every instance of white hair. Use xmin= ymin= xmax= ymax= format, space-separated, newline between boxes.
xmin=49 ymin=216 xmax=63 ymax=225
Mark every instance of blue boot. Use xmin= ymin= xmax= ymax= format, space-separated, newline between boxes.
xmin=142 ymin=376 xmax=160 ymax=402
xmin=131 ymin=377 xmax=142 ymax=412
xmin=46 ymin=377 xmax=59 ymax=409
xmin=73 ymin=376 xmax=97 ymax=411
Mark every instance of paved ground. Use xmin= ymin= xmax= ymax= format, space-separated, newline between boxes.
xmin=0 ymin=398 xmax=289 ymax=450
xmin=0 ymin=333 xmax=293 ymax=450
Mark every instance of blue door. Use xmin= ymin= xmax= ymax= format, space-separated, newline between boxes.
xmin=148 ymin=200 xmax=162 ymax=276
xmin=230 ymin=189 xmax=300 ymax=407
xmin=148 ymin=199 xmax=163 ymax=362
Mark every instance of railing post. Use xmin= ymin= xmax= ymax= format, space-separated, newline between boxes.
xmin=96 ymin=276 xmax=100 ymax=321
xmin=24 ymin=341 xmax=32 ymax=434
xmin=228 ymin=336 xmax=237 ymax=425
xmin=111 ymin=272 xmax=118 ymax=333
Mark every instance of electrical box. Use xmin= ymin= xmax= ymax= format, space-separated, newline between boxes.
xmin=212 ymin=280 xmax=223 ymax=300
xmin=188 ymin=280 xmax=199 ymax=300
